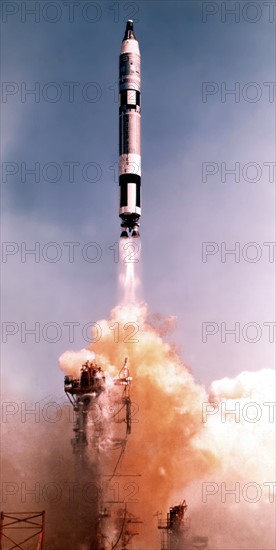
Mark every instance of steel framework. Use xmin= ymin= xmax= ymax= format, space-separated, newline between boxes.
xmin=0 ymin=511 xmax=45 ymax=550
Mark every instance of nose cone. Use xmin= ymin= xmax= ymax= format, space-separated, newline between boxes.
xmin=123 ymin=19 xmax=136 ymax=40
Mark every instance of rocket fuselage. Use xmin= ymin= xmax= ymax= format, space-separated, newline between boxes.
xmin=119 ymin=20 xmax=141 ymax=238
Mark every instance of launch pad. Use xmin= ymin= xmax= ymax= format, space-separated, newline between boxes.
xmin=64 ymin=358 xmax=132 ymax=454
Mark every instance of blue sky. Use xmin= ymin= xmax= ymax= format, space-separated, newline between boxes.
xmin=1 ymin=0 xmax=275 ymax=399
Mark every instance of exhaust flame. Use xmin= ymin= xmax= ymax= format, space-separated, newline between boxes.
xmin=118 ymin=239 xmax=141 ymax=305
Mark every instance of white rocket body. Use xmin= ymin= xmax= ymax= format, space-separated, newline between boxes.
xmin=119 ymin=20 xmax=141 ymax=238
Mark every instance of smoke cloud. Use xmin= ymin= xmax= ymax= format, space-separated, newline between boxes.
xmin=2 ymin=255 xmax=274 ymax=549
xmin=58 ymin=257 xmax=275 ymax=548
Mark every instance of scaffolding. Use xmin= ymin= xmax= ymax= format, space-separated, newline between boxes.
xmin=64 ymin=358 xmax=132 ymax=459
xmin=112 ymin=507 xmax=142 ymax=550
xmin=64 ymin=358 xmax=136 ymax=549
xmin=158 ymin=500 xmax=190 ymax=550
xmin=0 ymin=511 xmax=45 ymax=550
xmin=157 ymin=500 xmax=208 ymax=550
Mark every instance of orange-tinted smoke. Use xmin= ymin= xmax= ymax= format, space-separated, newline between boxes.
xmin=59 ymin=253 xmax=275 ymax=549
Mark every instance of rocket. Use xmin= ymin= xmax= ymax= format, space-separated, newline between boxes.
xmin=119 ymin=20 xmax=141 ymax=239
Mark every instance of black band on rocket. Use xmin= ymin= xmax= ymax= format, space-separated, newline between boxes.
xmin=119 ymin=174 xmax=141 ymax=208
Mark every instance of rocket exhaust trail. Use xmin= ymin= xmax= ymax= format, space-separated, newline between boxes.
xmin=119 ymin=20 xmax=141 ymax=239
xmin=118 ymin=239 xmax=142 ymax=305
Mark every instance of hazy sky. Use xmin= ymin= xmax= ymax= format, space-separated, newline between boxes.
xmin=2 ymin=0 xmax=275 ymax=399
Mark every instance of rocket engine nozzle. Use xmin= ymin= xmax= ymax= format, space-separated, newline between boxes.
xmin=120 ymin=229 xmax=129 ymax=239
xmin=131 ymin=226 xmax=140 ymax=238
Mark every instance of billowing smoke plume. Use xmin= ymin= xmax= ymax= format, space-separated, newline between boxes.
xmin=1 ymin=244 xmax=273 ymax=549
xmin=58 ymin=251 xmax=275 ymax=549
